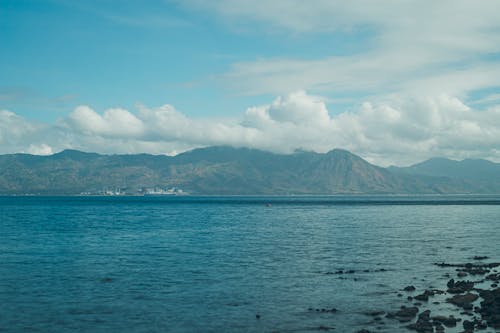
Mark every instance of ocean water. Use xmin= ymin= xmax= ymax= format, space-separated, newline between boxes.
xmin=0 ymin=196 xmax=499 ymax=333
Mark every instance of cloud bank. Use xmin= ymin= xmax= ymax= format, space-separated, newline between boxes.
xmin=2 ymin=91 xmax=499 ymax=166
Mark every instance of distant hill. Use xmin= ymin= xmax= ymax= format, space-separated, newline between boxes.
xmin=389 ymin=157 xmax=500 ymax=193
xmin=0 ymin=147 xmax=497 ymax=195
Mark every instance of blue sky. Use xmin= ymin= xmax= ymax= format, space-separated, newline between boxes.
xmin=1 ymin=0 xmax=367 ymax=120
xmin=1 ymin=0 xmax=500 ymax=165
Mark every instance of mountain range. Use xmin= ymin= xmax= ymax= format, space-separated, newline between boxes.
xmin=0 ymin=146 xmax=499 ymax=195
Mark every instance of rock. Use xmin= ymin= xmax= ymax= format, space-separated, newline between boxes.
xmin=310 ymin=307 xmax=338 ymax=313
xmin=463 ymin=320 xmax=474 ymax=330
xmin=407 ymin=310 xmax=433 ymax=333
xmin=434 ymin=323 xmax=444 ymax=332
xmin=404 ymin=285 xmax=416 ymax=292
xmin=364 ymin=310 xmax=385 ymax=316
xmin=476 ymin=321 xmax=487 ymax=329
xmin=414 ymin=290 xmax=435 ymax=301
xmin=395 ymin=306 xmax=419 ymax=322
xmin=477 ymin=288 xmax=500 ymax=328
xmin=473 ymin=256 xmax=490 ymax=260
xmin=317 ymin=325 xmax=333 ymax=331
xmin=446 ymin=293 xmax=479 ymax=308
xmin=447 ymin=279 xmax=474 ymax=293
xmin=432 ymin=315 xmax=459 ymax=327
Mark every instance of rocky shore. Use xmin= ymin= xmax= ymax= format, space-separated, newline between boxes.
xmin=355 ymin=258 xmax=500 ymax=333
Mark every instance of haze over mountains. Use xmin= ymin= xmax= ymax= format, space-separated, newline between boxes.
xmin=0 ymin=146 xmax=499 ymax=195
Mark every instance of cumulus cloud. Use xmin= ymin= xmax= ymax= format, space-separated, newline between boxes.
xmin=2 ymin=91 xmax=500 ymax=165
xmin=68 ymin=106 xmax=144 ymax=137
xmin=27 ymin=143 xmax=53 ymax=156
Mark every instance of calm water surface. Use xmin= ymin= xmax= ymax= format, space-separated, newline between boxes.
xmin=0 ymin=196 xmax=499 ymax=332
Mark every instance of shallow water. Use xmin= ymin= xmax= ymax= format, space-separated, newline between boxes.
xmin=0 ymin=196 xmax=499 ymax=332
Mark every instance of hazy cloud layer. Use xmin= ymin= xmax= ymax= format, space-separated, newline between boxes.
xmin=2 ymin=91 xmax=500 ymax=166
xmin=184 ymin=0 xmax=500 ymax=101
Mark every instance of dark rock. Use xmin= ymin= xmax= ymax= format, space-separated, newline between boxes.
xmin=317 ymin=325 xmax=332 ymax=331
xmin=476 ymin=321 xmax=487 ymax=329
xmin=463 ymin=303 xmax=473 ymax=310
xmin=255 ymin=314 xmax=261 ymax=319
xmin=447 ymin=293 xmax=479 ymax=308
xmin=477 ymin=287 xmax=500 ymax=329
xmin=310 ymin=307 xmax=338 ymax=313
xmin=447 ymin=279 xmax=474 ymax=293
xmin=364 ymin=310 xmax=385 ymax=316
xmin=414 ymin=290 xmax=435 ymax=301
xmin=407 ymin=310 xmax=433 ymax=333
xmin=404 ymin=285 xmax=416 ymax=292
xmin=432 ymin=315 xmax=459 ymax=327
xmin=434 ymin=323 xmax=444 ymax=332
xmin=486 ymin=273 xmax=500 ymax=282
xmin=473 ymin=256 xmax=490 ymax=260
xmin=395 ymin=306 xmax=419 ymax=322
xmin=463 ymin=320 xmax=474 ymax=330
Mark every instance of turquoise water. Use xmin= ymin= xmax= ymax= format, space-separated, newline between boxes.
xmin=0 ymin=196 xmax=499 ymax=332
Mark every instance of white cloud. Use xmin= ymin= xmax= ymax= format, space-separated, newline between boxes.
xmin=183 ymin=1 xmax=500 ymax=102
xmin=27 ymin=143 xmax=53 ymax=156
xmin=2 ymin=91 xmax=500 ymax=165
xmin=68 ymin=106 xmax=144 ymax=137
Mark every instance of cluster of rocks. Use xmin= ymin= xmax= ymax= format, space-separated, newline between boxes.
xmin=307 ymin=307 xmax=338 ymax=313
xmin=321 ymin=268 xmax=388 ymax=275
xmin=355 ymin=259 xmax=500 ymax=333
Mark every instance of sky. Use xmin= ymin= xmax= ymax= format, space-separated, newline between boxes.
xmin=1 ymin=0 xmax=500 ymax=166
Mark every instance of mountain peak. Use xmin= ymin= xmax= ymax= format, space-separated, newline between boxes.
xmin=52 ymin=149 xmax=100 ymax=160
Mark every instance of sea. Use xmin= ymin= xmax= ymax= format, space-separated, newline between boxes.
xmin=1 ymin=195 xmax=499 ymax=333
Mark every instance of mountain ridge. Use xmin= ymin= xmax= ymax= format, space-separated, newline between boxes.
xmin=0 ymin=146 xmax=498 ymax=195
